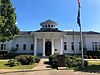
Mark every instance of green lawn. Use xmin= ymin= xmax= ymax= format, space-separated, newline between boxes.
xmin=82 ymin=61 xmax=100 ymax=70
xmin=66 ymin=61 xmax=100 ymax=70
xmin=0 ymin=61 xmax=38 ymax=69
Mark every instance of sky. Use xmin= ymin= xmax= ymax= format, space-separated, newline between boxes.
xmin=12 ymin=0 xmax=100 ymax=32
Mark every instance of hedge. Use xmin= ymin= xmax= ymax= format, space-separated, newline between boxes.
xmin=86 ymin=51 xmax=100 ymax=56
xmin=0 ymin=50 xmax=9 ymax=54
xmin=49 ymin=55 xmax=88 ymax=68
xmin=15 ymin=55 xmax=40 ymax=65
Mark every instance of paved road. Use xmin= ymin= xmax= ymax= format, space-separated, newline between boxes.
xmin=1 ymin=70 xmax=100 ymax=75
xmin=0 ymin=58 xmax=100 ymax=75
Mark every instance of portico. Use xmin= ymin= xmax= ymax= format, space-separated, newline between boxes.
xmin=34 ymin=33 xmax=63 ymax=56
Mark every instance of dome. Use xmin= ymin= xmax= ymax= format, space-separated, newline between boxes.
xmin=40 ymin=20 xmax=58 ymax=26
xmin=40 ymin=20 xmax=58 ymax=28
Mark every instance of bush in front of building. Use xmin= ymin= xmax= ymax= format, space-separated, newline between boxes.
xmin=86 ymin=51 xmax=100 ymax=56
xmin=0 ymin=50 xmax=9 ymax=54
xmin=0 ymin=50 xmax=9 ymax=59
xmin=84 ymin=55 xmax=88 ymax=59
xmin=49 ymin=55 xmax=88 ymax=68
xmin=49 ymin=55 xmax=58 ymax=68
xmin=65 ymin=56 xmax=88 ymax=68
xmin=34 ymin=56 xmax=40 ymax=63
xmin=49 ymin=54 xmax=57 ymax=65
xmin=15 ymin=55 xmax=40 ymax=65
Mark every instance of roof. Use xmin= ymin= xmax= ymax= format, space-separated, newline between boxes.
xmin=66 ymin=31 xmax=100 ymax=35
xmin=35 ymin=28 xmax=63 ymax=32
xmin=17 ymin=31 xmax=32 ymax=35
xmin=16 ymin=31 xmax=100 ymax=35
xmin=40 ymin=20 xmax=58 ymax=26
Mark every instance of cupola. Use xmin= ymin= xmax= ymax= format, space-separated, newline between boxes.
xmin=40 ymin=20 xmax=58 ymax=29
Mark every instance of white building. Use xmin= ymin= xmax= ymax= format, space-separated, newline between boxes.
xmin=0 ymin=20 xmax=100 ymax=56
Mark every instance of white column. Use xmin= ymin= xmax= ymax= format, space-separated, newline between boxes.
xmin=52 ymin=38 xmax=54 ymax=55
xmin=34 ymin=37 xmax=37 ymax=56
xmin=60 ymin=37 xmax=63 ymax=54
xmin=43 ymin=38 xmax=45 ymax=56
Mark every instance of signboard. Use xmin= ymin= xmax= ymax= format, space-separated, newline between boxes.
xmin=57 ymin=55 xmax=66 ymax=69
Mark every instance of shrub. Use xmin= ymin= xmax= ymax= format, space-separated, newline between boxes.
xmin=0 ymin=50 xmax=9 ymax=59
xmin=93 ymin=56 xmax=97 ymax=59
xmin=15 ymin=55 xmax=35 ymax=65
xmin=34 ymin=56 xmax=40 ymax=63
xmin=88 ymin=56 xmax=92 ymax=59
xmin=98 ymin=56 xmax=100 ymax=59
xmin=0 ymin=50 xmax=8 ymax=54
xmin=49 ymin=55 xmax=57 ymax=65
xmin=10 ymin=48 xmax=18 ymax=53
xmin=65 ymin=56 xmax=88 ymax=68
xmin=8 ymin=59 xmax=20 ymax=67
xmin=49 ymin=55 xmax=88 ymax=68
xmin=15 ymin=55 xmax=40 ymax=65
xmin=86 ymin=51 xmax=100 ymax=56
xmin=49 ymin=55 xmax=57 ymax=68
xmin=84 ymin=55 xmax=88 ymax=59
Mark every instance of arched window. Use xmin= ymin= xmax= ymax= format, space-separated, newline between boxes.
xmin=45 ymin=25 xmax=47 ymax=27
xmin=51 ymin=25 xmax=53 ymax=27
xmin=48 ymin=25 xmax=50 ymax=27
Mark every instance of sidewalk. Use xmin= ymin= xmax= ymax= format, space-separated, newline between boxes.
xmin=32 ymin=58 xmax=51 ymax=70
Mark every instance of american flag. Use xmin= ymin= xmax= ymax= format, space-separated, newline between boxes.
xmin=77 ymin=0 xmax=81 ymax=27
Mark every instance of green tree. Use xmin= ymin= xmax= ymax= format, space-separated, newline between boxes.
xmin=0 ymin=0 xmax=19 ymax=42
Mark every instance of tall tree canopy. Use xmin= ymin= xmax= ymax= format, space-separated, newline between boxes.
xmin=0 ymin=0 xmax=19 ymax=42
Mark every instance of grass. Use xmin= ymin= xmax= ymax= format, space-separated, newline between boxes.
xmin=64 ymin=61 xmax=100 ymax=70
xmin=77 ymin=61 xmax=100 ymax=70
xmin=0 ymin=61 xmax=38 ymax=69
xmin=82 ymin=61 xmax=100 ymax=70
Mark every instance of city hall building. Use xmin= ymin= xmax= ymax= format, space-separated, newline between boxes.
xmin=0 ymin=20 xmax=100 ymax=56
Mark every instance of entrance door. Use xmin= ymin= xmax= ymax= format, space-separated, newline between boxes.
xmin=45 ymin=41 xmax=51 ymax=56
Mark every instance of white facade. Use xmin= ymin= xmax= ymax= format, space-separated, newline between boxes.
xmin=0 ymin=20 xmax=100 ymax=56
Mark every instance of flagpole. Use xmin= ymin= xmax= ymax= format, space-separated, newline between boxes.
xmin=80 ymin=23 xmax=84 ymax=68
xmin=77 ymin=0 xmax=84 ymax=68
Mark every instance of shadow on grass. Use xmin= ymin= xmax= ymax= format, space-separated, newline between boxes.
xmin=75 ymin=65 xmax=100 ymax=74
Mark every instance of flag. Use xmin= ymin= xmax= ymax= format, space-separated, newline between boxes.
xmin=77 ymin=8 xmax=80 ymax=27
xmin=77 ymin=0 xmax=81 ymax=27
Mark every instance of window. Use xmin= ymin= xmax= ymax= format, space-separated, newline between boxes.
xmin=48 ymin=25 xmax=50 ymax=27
xmin=51 ymin=25 xmax=53 ymax=27
xmin=16 ymin=44 xmax=19 ymax=50
xmin=1 ymin=44 xmax=3 ymax=50
xmin=1 ymin=44 xmax=6 ymax=50
xmin=23 ymin=44 xmax=26 ymax=50
xmin=45 ymin=25 xmax=47 ymax=27
xmin=79 ymin=42 xmax=81 ymax=50
xmin=55 ymin=49 xmax=57 ymax=51
xmin=92 ymin=42 xmax=100 ymax=50
xmin=95 ymin=42 xmax=97 ymax=50
xmin=92 ymin=42 xmax=95 ymax=50
xmin=30 ymin=44 xmax=34 ymax=50
xmin=64 ymin=42 xmax=67 ymax=50
xmin=71 ymin=42 xmax=74 ymax=50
